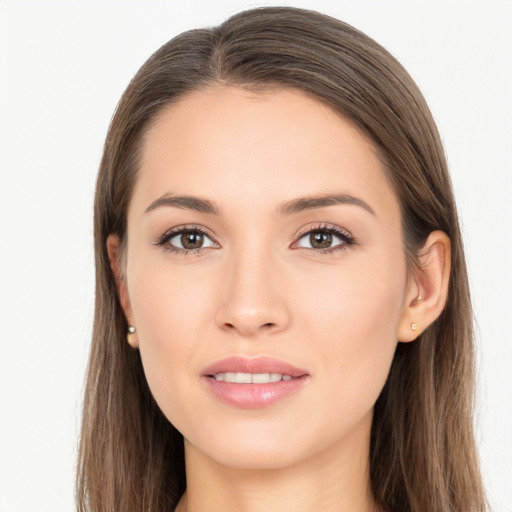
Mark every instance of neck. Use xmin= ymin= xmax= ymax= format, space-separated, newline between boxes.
xmin=176 ymin=412 xmax=376 ymax=512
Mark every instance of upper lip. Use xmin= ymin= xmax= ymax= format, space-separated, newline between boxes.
xmin=201 ymin=356 xmax=309 ymax=377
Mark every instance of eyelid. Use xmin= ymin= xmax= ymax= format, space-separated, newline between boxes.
xmin=291 ymin=222 xmax=355 ymax=253
xmin=153 ymin=224 xmax=219 ymax=250
xmin=294 ymin=222 xmax=352 ymax=241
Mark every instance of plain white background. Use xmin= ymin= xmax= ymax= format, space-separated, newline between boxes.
xmin=0 ymin=1 xmax=511 ymax=510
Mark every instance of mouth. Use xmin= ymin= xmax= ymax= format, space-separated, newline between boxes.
xmin=210 ymin=372 xmax=294 ymax=383
xmin=202 ymin=355 xmax=308 ymax=378
xmin=201 ymin=356 xmax=309 ymax=408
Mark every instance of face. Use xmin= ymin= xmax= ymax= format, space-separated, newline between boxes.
xmin=120 ymin=86 xmax=413 ymax=469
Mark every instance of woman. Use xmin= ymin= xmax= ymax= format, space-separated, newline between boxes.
xmin=76 ymin=6 xmax=488 ymax=511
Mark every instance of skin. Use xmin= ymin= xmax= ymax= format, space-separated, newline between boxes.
xmin=108 ymin=86 xmax=451 ymax=512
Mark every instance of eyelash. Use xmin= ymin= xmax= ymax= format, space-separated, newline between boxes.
xmin=294 ymin=223 xmax=355 ymax=254
xmin=153 ymin=223 xmax=356 ymax=256
xmin=153 ymin=224 xmax=215 ymax=256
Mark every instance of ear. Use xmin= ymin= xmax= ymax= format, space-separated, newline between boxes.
xmin=106 ymin=234 xmax=139 ymax=348
xmin=398 ymin=230 xmax=451 ymax=342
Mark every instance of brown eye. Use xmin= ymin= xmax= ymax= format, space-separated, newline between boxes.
xmin=154 ymin=225 xmax=218 ymax=255
xmin=169 ymin=230 xmax=216 ymax=250
xmin=294 ymin=225 xmax=354 ymax=253
xmin=180 ymin=231 xmax=204 ymax=249
xmin=309 ymin=231 xmax=333 ymax=249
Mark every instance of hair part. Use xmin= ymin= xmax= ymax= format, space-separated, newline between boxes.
xmin=77 ymin=7 xmax=487 ymax=511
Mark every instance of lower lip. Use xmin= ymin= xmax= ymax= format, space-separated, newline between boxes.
xmin=203 ymin=376 xmax=308 ymax=408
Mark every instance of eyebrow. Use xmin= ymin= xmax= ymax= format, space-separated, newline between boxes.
xmin=277 ymin=193 xmax=375 ymax=216
xmin=144 ymin=192 xmax=375 ymax=216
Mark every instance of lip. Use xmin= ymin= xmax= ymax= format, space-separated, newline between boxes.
xmin=202 ymin=356 xmax=309 ymax=378
xmin=201 ymin=356 xmax=310 ymax=409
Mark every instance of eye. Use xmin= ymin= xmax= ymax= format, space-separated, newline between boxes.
xmin=154 ymin=225 xmax=218 ymax=254
xmin=294 ymin=223 xmax=355 ymax=253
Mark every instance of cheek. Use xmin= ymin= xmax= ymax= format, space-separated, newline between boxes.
xmin=300 ymin=247 xmax=405 ymax=338
xmin=129 ymin=246 xmax=213 ymax=333
xmin=126 ymin=260 xmax=212 ymax=413
xmin=300 ymin=251 xmax=406 ymax=402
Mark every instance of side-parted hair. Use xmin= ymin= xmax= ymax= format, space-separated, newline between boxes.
xmin=76 ymin=7 xmax=487 ymax=511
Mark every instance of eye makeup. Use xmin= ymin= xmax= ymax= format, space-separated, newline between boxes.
xmin=153 ymin=224 xmax=218 ymax=256
xmin=153 ymin=222 xmax=356 ymax=257
xmin=292 ymin=222 xmax=356 ymax=255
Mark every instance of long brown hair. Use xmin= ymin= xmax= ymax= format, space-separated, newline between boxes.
xmin=76 ymin=7 xmax=487 ymax=511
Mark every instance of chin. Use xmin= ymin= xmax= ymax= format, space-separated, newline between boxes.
xmin=195 ymin=439 xmax=307 ymax=470
xmin=182 ymin=417 xmax=332 ymax=471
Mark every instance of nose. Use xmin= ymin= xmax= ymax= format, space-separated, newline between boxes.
xmin=214 ymin=245 xmax=291 ymax=338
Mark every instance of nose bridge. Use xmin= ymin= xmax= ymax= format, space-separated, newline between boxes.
xmin=215 ymin=236 xmax=290 ymax=336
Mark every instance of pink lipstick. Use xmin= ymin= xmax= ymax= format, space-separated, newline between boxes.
xmin=201 ymin=356 xmax=309 ymax=408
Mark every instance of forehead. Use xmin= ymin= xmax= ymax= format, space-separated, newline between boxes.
xmin=133 ymin=85 xmax=399 ymax=221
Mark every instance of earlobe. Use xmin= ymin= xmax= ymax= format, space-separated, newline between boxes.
xmin=398 ymin=230 xmax=451 ymax=342
xmin=106 ymin=234 xmax=139 ymax=348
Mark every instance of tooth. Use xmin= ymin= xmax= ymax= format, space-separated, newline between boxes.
xmin=236 ymin=372 xmax=252 ymax=383
xmin=224 ymin=372 xmax=236 ymax=383
xmin=252 ymin=373 xmax=271 ymax=384
xmin=213 ymin=372 xmax=294 ymax=383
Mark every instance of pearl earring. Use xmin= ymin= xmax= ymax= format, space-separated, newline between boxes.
xmin=411 ymin=323 xmax=419 ymax=331
xmin=127 ymin=325 xmax=137 ymax=344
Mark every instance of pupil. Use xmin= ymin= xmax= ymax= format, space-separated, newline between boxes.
xmin=311 ymin=231 xmax=332 ymax=249
xmin=181 ymin=232 xmax=203 ymax=249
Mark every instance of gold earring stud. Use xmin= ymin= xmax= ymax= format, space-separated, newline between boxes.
xmin=127 ymin=325 xmax=137 ymax=344
xmin=411 ymin=323 xmax=419 ymax=331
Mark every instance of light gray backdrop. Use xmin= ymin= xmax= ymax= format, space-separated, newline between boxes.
xmin=1 ymin=1 xmax=511 ymax=510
